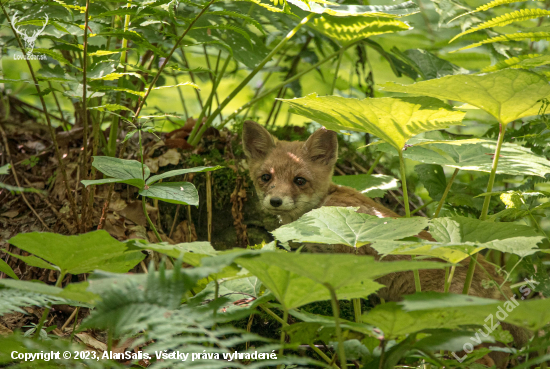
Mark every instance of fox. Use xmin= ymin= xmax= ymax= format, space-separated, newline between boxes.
xmin=242 ymin=120 xmax=531 ymax=368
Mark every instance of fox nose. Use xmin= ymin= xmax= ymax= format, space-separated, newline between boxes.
xmin=270 ymin=197 xmax=283 ymax=207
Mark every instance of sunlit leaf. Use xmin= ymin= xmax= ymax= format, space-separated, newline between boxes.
xmin=139 ymin=182 xmax=199 ymax=206
xmin=381 ymin=69 xmax=550 ymax=125
xmin=282 ymin=94 xmax=464 ymax=150
xmin=332 ymin=174 xmax=400 ymax=198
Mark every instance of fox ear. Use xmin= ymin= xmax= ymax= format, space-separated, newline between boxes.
xmin=304 ymin=128 xmax=338 ymax=165
xmin=242 ymin=120 xmax=276 ymax=160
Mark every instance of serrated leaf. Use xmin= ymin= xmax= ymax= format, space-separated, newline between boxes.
xmin=281 ymin=94 xmax=464 ymax=150
xmin=94 ymin=86 xmax=145 ymax=97
xmin=152 ymin=81 xmax=199 ymax=90
xmin=431 ymin=216 xmax=544 ymax=257
xmin=0 ymin=163 xmax=10 ymax=175
xmin=481 ymin=53 xmax=545 ymax=72
xmin=272 ymin=207 xmax=430 ymax=249
xmin=8 ymin=231 xmax=145 ymax=275
xmin=146 ymin=166 xmax=222 ymax=185
xmin=89 ymin=104 xmax=133 ymax=113
xmin=380 ymin=69 xmax=550 ymax=125
xmin=289 ymin=0 xmax=419 ymax=17
xmin=393 ymin=138 xmax=550 ymax=177
xmin=332 ymin=174 xmax=400 ymax=198
xmin=451 ymin=9 xmax=550 ymax=42
xmin=371 ymin=240 xmax=480 ymax=264
xmin=139 ymin=182 xmax=199 ymax=206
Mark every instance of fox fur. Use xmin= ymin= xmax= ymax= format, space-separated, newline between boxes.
xmin=242 ymin=120 xmax=531 ymax=367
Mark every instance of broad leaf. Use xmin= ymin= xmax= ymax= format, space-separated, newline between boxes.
xmin=0 ymin=163 xmax=9 ymax=175
xmin=129 ymin=241 xmax=217 ymax=266
xmin=146 ymin=166 xmax=222 ymax=185
xmin=0 ymin=258 xmax=18 ymax=280
xmin=371 ymin=240 xmax=480 ymax=264
xmin=414 ymin=164 xmax=447 ymax=201
xmin=82 ymin=156 xmax=149 ymax=189
xmin=380 ymin=69 xmax=550 ymax=125
xmin=431 ymin=216 xmax=545 ymax=257
xmin=8 ymin=231 xmax=145 ymax=275
xmin=272 ymin=207 xmax=429 ymax=249
xmin=139 ymin=182 xmax=199 ymax=206
xmin=238 ymin=252 xmax=446 ymax=294
xmin=382 ymin=139 xmax=550 ymax=177
xmin=281 ymin=94 xmax=464 ymax=150
xmin=332 ymin=174 xmax=400 ymax=198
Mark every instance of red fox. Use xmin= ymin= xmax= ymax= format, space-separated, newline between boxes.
xmin=242 ymin=120 xmax=530 ymax=367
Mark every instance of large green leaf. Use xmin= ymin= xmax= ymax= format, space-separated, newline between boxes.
xmin=82 ymin=156 xmax=149 ymax=189
xmin=431 ymin=216 xmax=545 ymax=257
xmin=236 ymin=255 xmax=383 ymax=310
xmin=380 ymin=69 xmax=550 ymax=125
xmin=391 ymin=48 xmax=466 ymax=80
xmin=371 ymin=240 xmax=480 ymax=264
xmin=8 ymin=231 xmax=145 ymax=275
xmin=272 ymin=207 xmax=429 ymax=249
xmin=281 ymin=94 xmax=465 ymax=150
xmin=332 ymin=174 xmax=400 ymax=198
xmin=238 ymin=252 xmax=446 ymax=292
xmin=392 ymin=139 xmax=550 ymax=177
xmin=0 ymin=279 xmax=98 ymax=305
xmin=138 ymin=182 xmax=199 ymax=206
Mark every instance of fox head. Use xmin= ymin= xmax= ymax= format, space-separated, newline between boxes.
xmin=242 ymin=120 xmax=338 ymax=222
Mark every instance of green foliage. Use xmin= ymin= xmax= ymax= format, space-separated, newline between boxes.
xmin=332 ymin=173 xmax=400 ymax=198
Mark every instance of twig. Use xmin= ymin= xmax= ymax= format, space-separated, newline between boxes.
xmin=61 ymin=307 xmax=78 ymax=331
xmin=0 ymin=124 xmax=50 ymax=230
xmin=8 ymin=96 xmax=70 ymax=128
xmin=1 ymin=4 xmax=79 ymax=226
xmin=169 ymin=204 xmax=180 ymax=238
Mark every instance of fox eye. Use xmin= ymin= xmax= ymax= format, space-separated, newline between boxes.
xmin=294 ymin=177 xmax=307 ymax=186
xmin=261 ymin=174 xmax=271 ymax=182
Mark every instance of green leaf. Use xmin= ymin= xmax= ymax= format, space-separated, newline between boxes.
xmin=449 ymin=0 xmax=544 ymax=23
xmin=289 ymin=0 xmax=419 ymax=17
xmin=450 ymin=9 xmax=550 ymax=42
xmin=415 ymin=164 xmax=447 ymax=201
xmin=0 ymin=258 xmax=18 ymax=280
xmin=380 ymin=69 xmax=550 ymax=125
xmin=394 ymin=139 xmax=550 ymax=177
xmin=129 ymin=241 xmax=216 ymax=266
xmin=152 ymin=81 xmax=199 ymax=90
xmin=0 ymin=163 xmax=9 ymax=175
xmin=310 ymin=16 xmax=411 ymax=43
xmin=88 ymin=156 xmax=149 ymax=188
xmin=5 ymin=251 xmax=60 ymax=271
xmin=139 ymin=182 xmax=199 ymax=206
xmin=237 ymin=252 xmax=446 ymax=308
xmin=431 ymin=216 xmax=545 ymax=257
xmin=454 ymin=30 xmax=550 ymax=52
xmin=282 ymin=94 xmax=464 ymax=150
xmin=391 ymin=48 xmax=466 ymax=80
xmin=0 ymin=279 xmax=98 ymax=305
xmin=272 ymin=207 xmax=429 ymax=249
xmin=371 ymin=240 xmax=480 ymax=264
xmin=332 ymin=174 xmax=400 ymax=198
xmin=8 ymin=231 xmax=145 ymax=275
xmin=146 ymin=166 xmax=222 ymax=185
xmin=81 ymin=177 xmax=146 ymax=188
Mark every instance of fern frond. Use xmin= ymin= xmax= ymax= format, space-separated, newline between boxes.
xmin=452 ymin=31 xmax=550 ymax=52
xmin=234 ymin=0 xmax=284 ymax=13
xmin=481 ymin=53 xmax=542 ymax=72
xmin=207 ymin=10 xmax=265 ymax=34
xmin=451 ymin=9 xmax=550 ymax=42
xmin=449 ymin=0 xmax=544 ymax=23
xmin=0 ymin=288 xmax=66 ymax=315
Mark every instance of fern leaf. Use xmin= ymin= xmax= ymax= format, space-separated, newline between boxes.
xmin=234 ymin=0 xmax=284 ymax=13
xmin=0 ymin=288 xmax=66 ymax=315
xmin=452 ymin=31 xmax=550 ymax=52
xmin=481 ymin=53 xmax=542 ymax=72
xmin=449 ymin=0 xmax=544 ymax=23
xmin=207 ymin=10 xmax=265 ymax=34
xmin=451 ymin=8 xmax=550 ymax=42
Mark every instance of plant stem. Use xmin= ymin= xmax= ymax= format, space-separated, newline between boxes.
xmin=444 ymin=266 xmax=456 ymax=293
xmin=80 ymin=0 xmax=91 ymax=231
xmin=132 ymin=0 xmax=215 ymax=124
xmin=259 ymin=305 xmax=338 ymax=368
xmin=366 ymin=152 xmax=383 ymax=175
xmin=434 ymin=168 xmax=459 ymax=218
xmin=464 ymin=123 xmax=507 ymax=295
xmin=0 ymin=2 xmax=79 ymax=225
xmin=34 ymin=272 xmax=65 ymax=340
xmin=330 ymin=50 xmax=344 ymax=95
xmin=410 ymin=199 xmax=434 ymax=215
xmin=142 ymin=196 xmax=162 ymax=242
xmin=187 ymin=13 xmax=316 ymax=145
xmin=214 ymin=39 xmax=362 ymax=132
xmin=326 ymin=284 xmax=347 ymax=368
xmin=352 ymin=298 xmax=362 ymax=323
xmin=277 ymin=309 xmax=289 ymax=368
xmin=398 ymin=150 xmax=410 ymax=217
